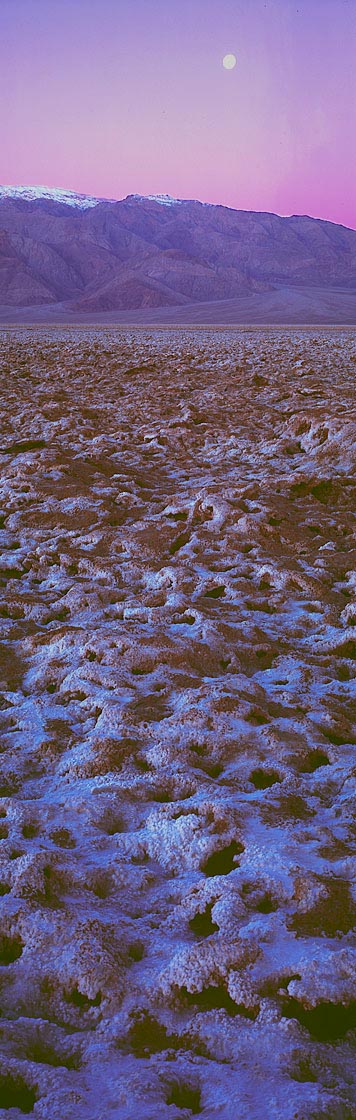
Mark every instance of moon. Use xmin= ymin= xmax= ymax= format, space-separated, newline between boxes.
xmin=222 ymin=53 xmax=237 ymax=70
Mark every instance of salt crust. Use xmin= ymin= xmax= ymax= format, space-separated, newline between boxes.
xmin=0 ymin=328 xmax=355 ymax=1118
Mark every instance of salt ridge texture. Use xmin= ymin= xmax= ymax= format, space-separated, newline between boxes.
xmin=0 ymin=328 xmax=355 ymax=1119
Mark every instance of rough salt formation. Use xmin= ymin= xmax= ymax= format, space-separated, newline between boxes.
xmin=0 ymin=327 xmax=355 ymax=1119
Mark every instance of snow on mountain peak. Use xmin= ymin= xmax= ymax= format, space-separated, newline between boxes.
xmin=0 ymin=185 xmax=116 ymax=209
xmin=0 ymin=185 xmax=213 ymax=211
xmin=126 ymin=193 xmax=183 ymax=206
xmin=126 ymin=193 xmax=210 ymax=207
xmin=0 ymin=186 xmax=184 ymax=209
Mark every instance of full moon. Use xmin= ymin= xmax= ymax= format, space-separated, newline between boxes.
xmin=222 ymin=53 xmax=237 ymax=70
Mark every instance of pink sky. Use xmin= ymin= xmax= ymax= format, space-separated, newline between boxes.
xmin=1 ymin=0 xmax=356 ymax=228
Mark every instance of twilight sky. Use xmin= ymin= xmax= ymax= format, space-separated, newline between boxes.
xmin=1 ymin=0 xmax=356 ymax=228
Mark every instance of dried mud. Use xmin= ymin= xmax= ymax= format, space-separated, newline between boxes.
xmin=0 ymin=327 xmax=355 ymax=1119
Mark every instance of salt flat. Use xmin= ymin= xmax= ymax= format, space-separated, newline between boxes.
xmin=0 ymin=328 xmax=355 ymax=1119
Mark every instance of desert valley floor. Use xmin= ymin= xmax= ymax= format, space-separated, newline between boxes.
xmin=0 ymin=327 xmax=355 ymax=1119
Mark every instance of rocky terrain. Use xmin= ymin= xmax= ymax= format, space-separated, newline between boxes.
xmin=0 ymin=327 xmax=355 ymax=1119
xmin=0 ymin=189 xmax=356 ymax=322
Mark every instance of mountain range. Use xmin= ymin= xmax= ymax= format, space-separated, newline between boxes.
xmin=0 ymin=185 xmax=355 ymax=323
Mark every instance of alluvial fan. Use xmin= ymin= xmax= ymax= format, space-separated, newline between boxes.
xmin=0 ymin=326 xmax=355 ymax=1120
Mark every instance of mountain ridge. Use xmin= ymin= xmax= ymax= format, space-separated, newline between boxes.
xmin=1 ymin=185 xmax=356 ymax=229
xmin=0 ymin=186 xmax=355 ymax=322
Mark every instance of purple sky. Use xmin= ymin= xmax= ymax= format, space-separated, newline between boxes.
xmin=1 ymin=0 xmax=356 ymax=228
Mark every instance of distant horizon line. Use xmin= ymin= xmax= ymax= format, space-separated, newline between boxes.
xmin=1 ymin=182 xmax=355 ymax=233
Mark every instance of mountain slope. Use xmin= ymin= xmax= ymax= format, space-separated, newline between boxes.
xmin=0 ymin=187 xmax=355 ymax=319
